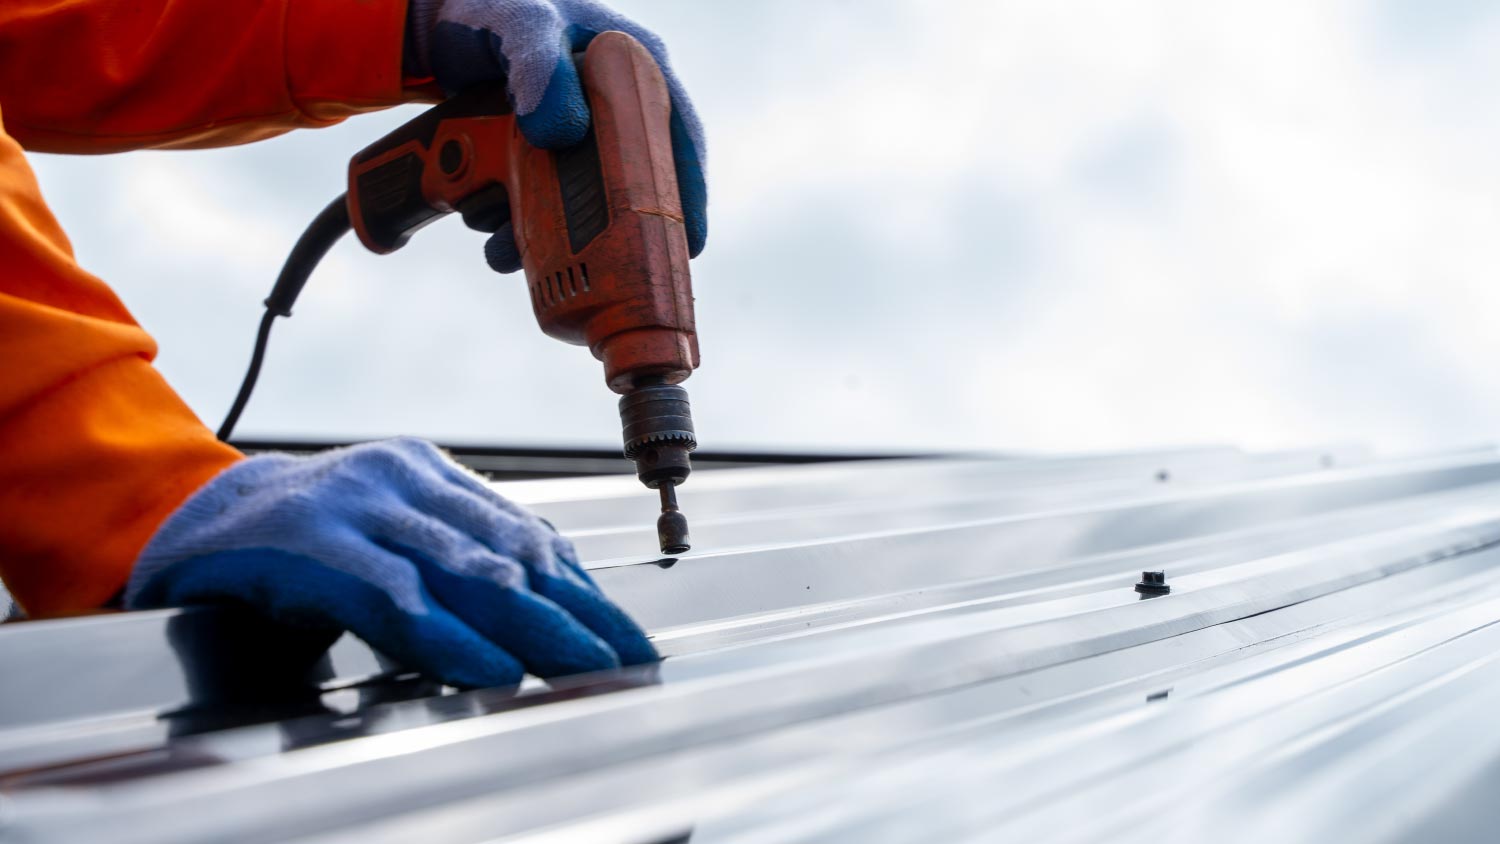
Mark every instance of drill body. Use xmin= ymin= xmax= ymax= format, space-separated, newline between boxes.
xmin=346 ymin=32 xmax=699 ymax=553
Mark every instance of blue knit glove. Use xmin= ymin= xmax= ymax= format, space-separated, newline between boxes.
xmin=404 ymin=0 xmax=707 ymax=267
xmin=124 ymin=438 xmax=656 ymax=689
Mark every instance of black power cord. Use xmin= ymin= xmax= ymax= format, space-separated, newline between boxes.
xmin=217 ymin=195 xmax=352 ymax=441
xmin=216 ymin=308 xmax=278 ymax=441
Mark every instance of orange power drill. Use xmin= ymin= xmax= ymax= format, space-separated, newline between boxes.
xmin=350 ymin=32 xmax=700 ymax=554
xmin=221 ymin=32 xmax=699 ymax=555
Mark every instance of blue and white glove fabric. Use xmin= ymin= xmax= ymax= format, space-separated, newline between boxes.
xmin=125 ymin=438 xmax=656 ymax=689
xmin=404 ymin=0 xmax=707 ymax=268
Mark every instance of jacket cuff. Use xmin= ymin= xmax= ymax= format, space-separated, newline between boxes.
xmin=283 ymin=0 xmax=432 ymax=121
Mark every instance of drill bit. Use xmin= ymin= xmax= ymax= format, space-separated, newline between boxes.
xmin=657 ymin=482 xmax=691 ymax=555
xmin=619 ymin=382 xmax=697 ymax=555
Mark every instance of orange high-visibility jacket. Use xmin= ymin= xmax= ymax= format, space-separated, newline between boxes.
xmin=0 ymin=0 xmax=429 ymax=617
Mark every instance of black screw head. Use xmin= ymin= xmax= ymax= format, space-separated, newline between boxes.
xmin=1135 ymin=570 xmax=1171 ymax=597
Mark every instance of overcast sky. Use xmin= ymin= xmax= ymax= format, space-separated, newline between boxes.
xmin=26 ymin=0 xmax=1500 ymax=456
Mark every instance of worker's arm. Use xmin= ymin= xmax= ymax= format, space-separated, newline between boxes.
xmin=0 ymin=0 xmax=707 ymax=244
xmin=0 ymin=0 xmax=422 ymax=613
xmin=0 ymin=0 xmax=422 ymax=153
xmin=0 ymin=110 xmax=243 ymax=614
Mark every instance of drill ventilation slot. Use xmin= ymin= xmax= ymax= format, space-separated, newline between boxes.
xmin=532 ymin=264 xmax=593 ymax=309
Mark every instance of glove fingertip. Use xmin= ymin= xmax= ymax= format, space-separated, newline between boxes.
xmin=669 ymin=108 xmax=708 ymax=257
xmin=538 ymin=576 xmax=660 ymax=668
xmin=516 ymin=53 xmax=591 ymax=149
xmin=424 ymin=638 xmax=527 ymax=690
xmin=484 ymin=222 xmax=523 ymax=274
xmin=368 ymin=591 xmax=528 ymax=689
xmin=615 ymin=635 xmax=660 ymax=668
xmin=682 ymin=177 xmax=708 ymax=259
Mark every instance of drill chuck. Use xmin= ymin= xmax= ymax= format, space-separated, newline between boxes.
xmin=619 ymin=383 xmax=696 ymax=554
xmin=619 ymin=383 xmax=696 ymax=488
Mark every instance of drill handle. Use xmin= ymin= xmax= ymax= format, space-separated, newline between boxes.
xmin=347 ymin=83 xmax=514 ymax=254
xmin=345 ymin=32 xmax=699 ymax=392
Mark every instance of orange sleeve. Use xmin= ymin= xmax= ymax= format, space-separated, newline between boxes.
xmin=0 ymin=0 xmax=435 ymax=616
xmin=0 ymin=108 xmax=243 ymax=616
xmin=0 ymin=0 xmax=430 ymax=153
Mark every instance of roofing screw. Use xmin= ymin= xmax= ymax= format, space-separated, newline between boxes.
xmin=1135 ymin=570 xmax=1170 ymax=598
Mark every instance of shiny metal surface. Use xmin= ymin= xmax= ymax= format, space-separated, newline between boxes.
xmin=4 ymin=445 xmax=1500 ymax=842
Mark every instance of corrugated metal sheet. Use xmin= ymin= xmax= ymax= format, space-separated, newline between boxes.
xmin=5 ymin=445 xmax=1500 ymax=842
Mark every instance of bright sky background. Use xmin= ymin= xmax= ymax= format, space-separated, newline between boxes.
xmin=27 ymin=0 xmax=1500 ymax=456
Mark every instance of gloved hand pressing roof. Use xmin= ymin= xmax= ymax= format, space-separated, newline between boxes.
xmin=125 ymin=438 xmax=656 ymax=689
xmin=404 ymin=0 xmax=707 ymax=269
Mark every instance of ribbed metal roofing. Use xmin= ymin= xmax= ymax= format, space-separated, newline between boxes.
xmin=4 ymin=445 xmax=1500 ymax=842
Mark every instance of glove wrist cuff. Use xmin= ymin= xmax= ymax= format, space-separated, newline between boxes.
xmin=124 ymin=454 xmax=292 ymax=608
